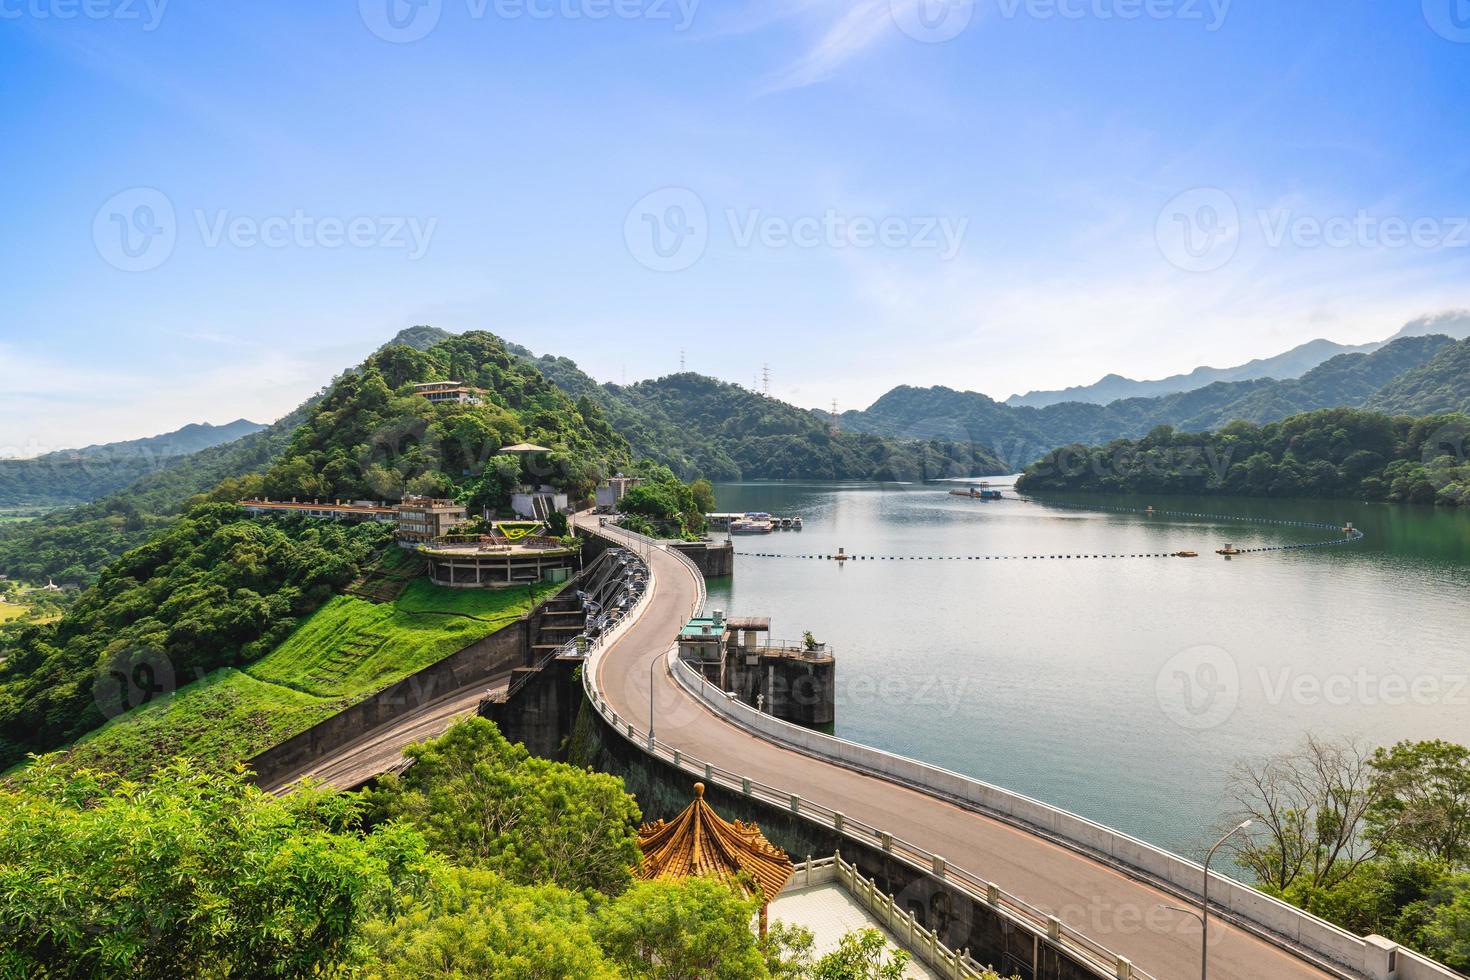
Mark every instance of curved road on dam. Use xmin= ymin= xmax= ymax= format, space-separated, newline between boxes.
xmin=576 ymin=514 xmax=1333 ymax=980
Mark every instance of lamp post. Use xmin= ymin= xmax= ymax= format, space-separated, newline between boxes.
xmin=1197 ymin=820 xmax=1252 ymax=980
xmin=648 ymin=652 xmax=660 ymax=750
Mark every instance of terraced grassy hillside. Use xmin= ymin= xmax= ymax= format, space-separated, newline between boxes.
xmin=46 ymin=579 xmax=558 ymax=780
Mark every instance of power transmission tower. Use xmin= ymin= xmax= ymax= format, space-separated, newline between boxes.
xmin=762 ymin=363 xmax=770 ymax=397
xmin=679 ymin=348 xmax=686 ymax=372
xmin=829 ymin=399 xmax=839 ymax=437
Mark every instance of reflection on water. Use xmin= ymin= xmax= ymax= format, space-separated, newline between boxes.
xmin=704 ymin=480 xmax=1470 ymax=861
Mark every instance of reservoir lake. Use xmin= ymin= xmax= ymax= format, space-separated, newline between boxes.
xmin=705 ymin=480 xmax=1470 ymax=862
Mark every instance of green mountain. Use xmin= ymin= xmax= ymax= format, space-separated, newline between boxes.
xmin=843 ymin=334 xmax=1461 ymax=469
xmin=507 ymin=347 xmax=1006 ymax=482
xmin=250 ymin=330 xmax=628 ymax=505
xmin=0 ymin=410 xmax=310 ymax=584
xmin=1364 ymin=337 xmax=1470 ymax=417
xmin=1004 ymin=337 xmax=1380 ymax=408
xmin=0 ymin=329 xmax=626 ymax=769
xmin=1015 ymin=407 xmax=1470 ymax=506
xmin=1003 ymin=310 xmax=1470 ymax=408
xmin=0 ymin=327 xmax=481 ymax=584
xmin=0 ymin=419 xmax=267 ymax=509
xmin=40 ymin=419 xmax=266 ymax=461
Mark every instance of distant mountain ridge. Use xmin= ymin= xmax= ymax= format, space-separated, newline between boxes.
xmin=0 ymin=418 xmax=268 ymax=510
xmin=843 ymin=334 xmax=1469 ymax=469
xmin=40 ymin=419 xmax=266 ymax=461
xmin=1003 ymin=311 xmax=1470 ymax=408
xmin=506 ymin=344 xmax=1006 ymax=482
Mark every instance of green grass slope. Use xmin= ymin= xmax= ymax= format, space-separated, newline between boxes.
xmin=49 ymin=579 xmax=556 ymax=779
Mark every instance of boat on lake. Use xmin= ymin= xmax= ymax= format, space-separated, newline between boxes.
xmin=730 ymin=518 xmax=775 ymax=535
xmin=950 ymin=487 xmax=1003 ymax=500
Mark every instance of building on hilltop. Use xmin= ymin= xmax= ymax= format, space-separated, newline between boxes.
xmin=238 ymin=497 xmax=467 ymax=546
xmin=394 ymin=497 xmax=469 ymax=546
xmin=510 ymin=485 xmax=569 ymax=520
xmin=595 ymin=474 xmax=642 ymax=513
xmin=411 ymin=381 xmax=484 ymax=406
xmin=239 ymin=498 xmax=397 ymax=523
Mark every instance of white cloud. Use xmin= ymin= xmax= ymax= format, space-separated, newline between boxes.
xmin=757 ymin=0 xmax=907 ymax=95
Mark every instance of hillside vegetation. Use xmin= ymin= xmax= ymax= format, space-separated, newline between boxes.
xmin=0 ymin=419 xmax=266 ymax=510
xmin=514 ymin=349 xmax=1006 ymax=481
xmin=845 ymin=335 xmax=1465 ymax=469
xmin=0 ymin=407 xmax=310 ymax=584
xmin=50 ymin=580 xmax=551 ymax=779
xmin=250 ymin=331 xmax=628 ymax=505
xmin=1016 ymin=408 xmax=1470 ymax=506
xmin=1366 ymin=336 xmax=1470 ymax=416
xmin=0 ymin=505 xmax=393 ymax=768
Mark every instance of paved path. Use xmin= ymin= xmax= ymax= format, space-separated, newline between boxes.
xmin=576 ymin=514 xmax=1338 ymax=980
xmin=259 ymin=671 xmax=513 ymax=793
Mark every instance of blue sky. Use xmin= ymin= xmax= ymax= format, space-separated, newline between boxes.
xmin=2 ymin=0 xmax=1468 ymax=454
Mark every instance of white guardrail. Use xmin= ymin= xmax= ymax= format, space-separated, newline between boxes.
xmin=578 ymin=519 xmax=1451 ymax=980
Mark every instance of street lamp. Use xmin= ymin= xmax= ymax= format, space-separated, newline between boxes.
xmin=1172 ymin=819 xmax=1251 ymax=980
xmin=648 ymin=652 xmax=661 ymax=750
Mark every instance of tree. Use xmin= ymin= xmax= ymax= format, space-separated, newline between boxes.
xmin=367 ymin=718 xmax=642 ymax=896
xmin=0 ymin=758 xmax=430 ymax=979
xmin=596 ymin=877 xmax=768 ymax=980
xmin=464 ymin=454 xmax=524 ymax=515
xmin=1415 ymin=875 xmax=1470 ymax=971
xmin=689 ymin=478 xmax=716 ymax=516
xmin=363 ymin=867 xmax=621 ymax=979
xmin=1226 ymin=735 xmax=1381 ymax=891
xmin=1368 ymin=740 xmax=1470 ymax=865
xmin=810 ymin=929 xmax=910 ymax=980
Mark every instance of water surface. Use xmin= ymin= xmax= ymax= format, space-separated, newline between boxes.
xmin=706 ymin=480 xmax=1470 ymax=860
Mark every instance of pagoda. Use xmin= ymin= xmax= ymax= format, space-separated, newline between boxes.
xmin=637 ymin=782 xmax=795 ymax=936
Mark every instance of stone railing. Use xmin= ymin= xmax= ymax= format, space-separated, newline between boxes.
xmin=787 ymin=855 xmax=1000 ymax=980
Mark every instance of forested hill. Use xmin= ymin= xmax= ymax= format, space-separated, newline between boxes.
xmin=1365 ymin=336 xmax=1470 ymax=416
xmin=1015 ymin=408 xmax=1470 ymax=506
xmin=0 ymin=411 xmax=310 ymax=583
xmin=841 ymin=334 xmax=1462 ymax=468
xmin=0 ymin=329 xmax=629 ymax=767
xmin=509 ymin=347 xmax=1005 ymax=482
xmin=0 ymin=419 xmax=267 ymax=509
xmin=40 ymin=419 xmax=266 ymax=461
xmin=248 ymin=331 xmax=628 ymax=505
xmin=1001 ymin=310 xmax=1470 ymax=408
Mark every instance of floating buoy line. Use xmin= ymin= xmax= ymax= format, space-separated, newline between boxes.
xmin=732 ymin=497 xmax=1366 ymax=564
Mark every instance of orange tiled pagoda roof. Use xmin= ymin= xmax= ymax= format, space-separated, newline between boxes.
xmin=637 ymin=783 xmax=794 ymax=901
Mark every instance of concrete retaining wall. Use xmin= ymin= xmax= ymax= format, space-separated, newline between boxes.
xmin=669 ymin=656 xmax=1450 ymax=980
xmin=244 ymin=589 xmax=591 ymax=790
xmin=666 ymin=539 xmax=735 ymax=578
